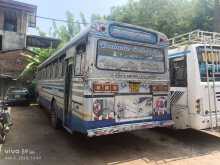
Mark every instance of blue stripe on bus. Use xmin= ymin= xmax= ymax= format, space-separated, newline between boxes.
xmin=168 ymin=50 xmax=191 ymax=58
xmin=39 ymin=95 xmax=51 ymax=110
xmin=70 ymin=113 xmax=172 ymax=131
xmin=40 ymin=83 xmax=64 ymax=88
xmin=41 ymin=83 xmax=64 ymax=88
xmin=42 ymin=85 xmax=64 ymax=92
xmin=70 ymin=115 xmax=88 ymax=133
xmin=39 ymin=96 xmax=172 ymax=133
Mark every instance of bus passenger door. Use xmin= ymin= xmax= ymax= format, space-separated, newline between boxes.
xmin=169 ymin=56 xmax=189 ymax=129
xmin=64 ymin=59 xmax=73 ymax=129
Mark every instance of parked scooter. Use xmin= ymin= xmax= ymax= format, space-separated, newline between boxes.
xmin=0 ymin=101 xmax=12 ymax=143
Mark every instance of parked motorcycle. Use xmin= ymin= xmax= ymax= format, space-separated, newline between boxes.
xmin=0 ymin=102 xmax=12 ymax=143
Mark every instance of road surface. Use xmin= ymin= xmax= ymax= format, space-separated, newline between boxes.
xmin=1 ymin=105 xmax=220 ymax=165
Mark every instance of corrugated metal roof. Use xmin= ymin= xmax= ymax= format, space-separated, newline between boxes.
xmin=0 ymin=0 xmax=37 ymax=13
xmin=26 ymin=35 xmax=60 ymax=49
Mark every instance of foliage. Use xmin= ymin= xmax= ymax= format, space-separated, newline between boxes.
xmin=193 ymin=0 xmax=214 ymax=31
xmin=20 ymin=0 xmax=218 ymax=79
xmin=19 ymin=48 xmax=55 ymax=79
xmin=108 ymin=0 xmax=215 ymax=37
xmin=91 ymin=13 xmax=107 ymax=23
xmin=51 ymin=11 xmax=82 ymax=48
xmin=20 ymin=11 xmax=84 ymax=79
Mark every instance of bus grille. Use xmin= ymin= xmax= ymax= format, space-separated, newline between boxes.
xmin=216 ymin=92 xmax=220 ymax=102
xmin=169 ymin=91 xmax=184 ymax=105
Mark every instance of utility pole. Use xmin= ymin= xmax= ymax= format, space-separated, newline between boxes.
xmin=214 ymin=0 xmax=220 ymax=32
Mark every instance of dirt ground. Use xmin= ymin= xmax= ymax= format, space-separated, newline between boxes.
xmin=1 ymin=105 xmax=220 ymax=165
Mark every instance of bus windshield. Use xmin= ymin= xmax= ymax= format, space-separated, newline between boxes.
xmin=197 ymin=46 xmax=220 ymax=82
xmin=97 ymin=40 xmax=165 ymax=73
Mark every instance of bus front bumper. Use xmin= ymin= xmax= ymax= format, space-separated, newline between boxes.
xmin=87 ymin=120 xmax=174 ymax=137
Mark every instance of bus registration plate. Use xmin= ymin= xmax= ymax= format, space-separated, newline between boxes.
xmin=129 ymin=83 xmax=140 ymax=93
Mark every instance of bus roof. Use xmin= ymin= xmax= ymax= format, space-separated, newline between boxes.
xmin=38 ymin=26 xmax=91 ymax=69
xmin=169 ymin=30 xmax=220 ymax=49
xmin=38 ymin=21 xmax=167 ymax=69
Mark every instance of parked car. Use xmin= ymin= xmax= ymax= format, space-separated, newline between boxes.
xmin=4 ymin=87 xmax=31 ymax=106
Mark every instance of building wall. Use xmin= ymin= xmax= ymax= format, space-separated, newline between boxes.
xmin=0 ymin=7 xmax=28 ymax=34
xmin=0 ymin=7 xmax=3 ymax=30
xmin=2 ymin=31 xmax=26 ymax=50
xmin=21 ymin=11 xmax=28 ymax=34
xmin=0 ymin=6 xmax=28 ymax=51
xmin=0 ymin=50 xmax=29 ymax=78
xmin=0 ymin=1 xmax=37 ymax=99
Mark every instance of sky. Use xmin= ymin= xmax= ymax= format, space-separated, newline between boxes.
xmin=18 ymin=0 xmax=128 ymax=35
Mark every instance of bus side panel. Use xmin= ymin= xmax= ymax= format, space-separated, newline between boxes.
xmin=69 ymin=78 xmax=89 ymax=133
xmin=169 ymin=47 xmax=192 ymax=129
xmin=187 ymin=46 xmax=201 ymax=114
xmin=38 ymin=80 xmax=53 ymax=110
xmin=37 ymin=80 xmax=65 ymax=119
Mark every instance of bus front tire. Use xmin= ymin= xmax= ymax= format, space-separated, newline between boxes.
xmin=51 ymin=101 xmax=61 ymax=129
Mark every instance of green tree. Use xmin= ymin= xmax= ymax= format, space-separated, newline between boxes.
xmin=192 ymin=0 xmax=214 ymax=31
xmin=108 ymin=0 xmax=215 ymax=37
xmin=52 ymin=11 xmax=82 ymax=47
xmin=214 ymin=0 xmax=220 ymax=32
xmin=91 ymin=13 xmax=107 ymax=23
xmin=19 ymin=48 xmax=55 ymax=79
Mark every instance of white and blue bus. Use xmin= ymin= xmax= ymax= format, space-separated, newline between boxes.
xmin=36 ymin=21 xmax=173 ymax=137
xmin=169 ymin=30 xmax=220 ymax=130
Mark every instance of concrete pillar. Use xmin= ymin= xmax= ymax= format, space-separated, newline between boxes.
xmin=21 ymin=11 xmax=27 ymax=34
xmin=16 ymin=11 xmax=21 ymax=33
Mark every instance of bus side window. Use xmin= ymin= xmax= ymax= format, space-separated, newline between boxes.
xmin=170 ymin=56 xmax=187 ymax=87
xmin=60 ymin=56 xmax=65 ymax=78
xmin=45 ymin=66 xmax=49 ymax=79
xmin=75 ymin=53 xmax=82 ymax=76
xmin=75 ymin=44 xmax=86 ymax=76
xmin=58 ymin=57 xmax=63 ymax=78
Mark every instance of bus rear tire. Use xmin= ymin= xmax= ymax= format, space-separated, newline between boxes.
xmin=51 ymin=101 xmax=61 ymax=129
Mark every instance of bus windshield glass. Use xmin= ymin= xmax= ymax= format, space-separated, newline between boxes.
xmin=97 ymin=40 xmax=165 ymax=73
xmin=197 ymin=46 xmax=220 ymax=82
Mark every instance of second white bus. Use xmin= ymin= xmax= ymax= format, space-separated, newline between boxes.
xmin=169 ymin=30 xmax=220 ymax=130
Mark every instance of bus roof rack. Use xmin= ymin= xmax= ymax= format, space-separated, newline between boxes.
xmin=169 ymin=30 xmax=220 ymax=48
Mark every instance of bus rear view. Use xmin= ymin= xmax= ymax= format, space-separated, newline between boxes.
xmin=37 ymin=21 xmax=173 ymax=137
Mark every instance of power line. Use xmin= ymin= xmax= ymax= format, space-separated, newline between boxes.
xmin=36 ymin=15 xmax=90 ymax=25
